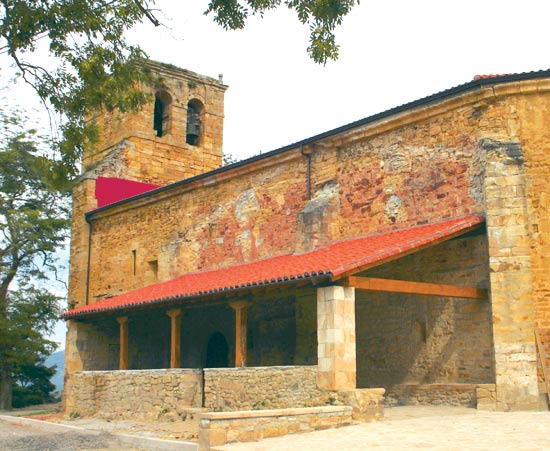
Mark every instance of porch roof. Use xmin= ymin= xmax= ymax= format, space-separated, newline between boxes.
xmin=63 ymin=214 xmax=484 ymax=319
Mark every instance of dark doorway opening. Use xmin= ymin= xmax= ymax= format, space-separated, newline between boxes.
xmin=205 ymin=332 xmax=229 ymax=368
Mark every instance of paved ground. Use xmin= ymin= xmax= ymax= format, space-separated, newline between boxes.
xmin=1 ymin=406 xmax=549 ymax=450
xmin=215 ymin=406 xmax=550 ymax=451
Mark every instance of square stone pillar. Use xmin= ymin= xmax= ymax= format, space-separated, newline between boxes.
xmin=481 ymin=138 xmax=540 ymax=410
xmin=317 ymin=286 xmax=356 ymax=390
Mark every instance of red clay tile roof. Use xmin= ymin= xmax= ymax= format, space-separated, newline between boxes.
xmin=63 ymin=215 xmax=484 ymax=319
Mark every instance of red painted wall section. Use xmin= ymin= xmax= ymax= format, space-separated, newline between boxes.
xmin=95 ymin=176 xmax=161 ymax=208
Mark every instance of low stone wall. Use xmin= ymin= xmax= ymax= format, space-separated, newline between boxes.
xmin=386 ymin=383 xmax=496 ymax=408
xmin=204 ymin=366 xmax=327 ymax=411
xmin=63 ymin=366 xmax=386 ymax=423
xmin=476 ymin=384 xmax=497 ymax=410
xmin=199 ymin=406 xmax=352 ymax=450
xmin=64 ymin=369 xmax=202 ymax=420
xmin=334 ymin=388 xmax=385 ymax=421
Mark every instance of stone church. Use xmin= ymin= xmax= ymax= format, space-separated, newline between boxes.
xmin=63 ymin=60 xmax=550 ymax=418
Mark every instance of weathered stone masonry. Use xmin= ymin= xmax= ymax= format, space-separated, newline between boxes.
xmin=65 ymin=66 xmax=550 ymax=414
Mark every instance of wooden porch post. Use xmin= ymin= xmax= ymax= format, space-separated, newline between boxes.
xmin=167 ymin=309 xmax=182 ymax=368
xmin=116 ymin=316 xmax=129 ymax=370
xmin=229 ymin=301 xmax=252 ymax=367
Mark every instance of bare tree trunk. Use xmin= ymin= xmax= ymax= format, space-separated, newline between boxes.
xmin=0 ymin=365 xmax=12 ymax=410
xmin=0 ymin=270 xmax=14 ymax=410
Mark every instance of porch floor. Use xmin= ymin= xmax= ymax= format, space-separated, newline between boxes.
xmin=213 ymin=406 xmax=550 ymax=451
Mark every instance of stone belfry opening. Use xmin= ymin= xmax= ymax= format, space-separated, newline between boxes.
xmin=186 ymin=99 xmax=203 ymax=146
xmin=154 ymin=90 xmax=172 ymax=137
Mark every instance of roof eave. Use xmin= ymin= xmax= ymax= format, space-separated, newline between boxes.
xmin=61 ymin=272 xmax=333 ymax=320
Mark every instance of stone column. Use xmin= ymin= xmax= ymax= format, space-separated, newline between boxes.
xmin=116 ymin=316 xmax=129 ymax=370
xmin=481 ymin=138 xmax=539 ymax=410
xmin=317 ymin=286 xmax=356 ymax=391
xmin=167 ymin=309 xmax=182 ymax=368
xmin=229 ymin=301 xmax=252 ymax=367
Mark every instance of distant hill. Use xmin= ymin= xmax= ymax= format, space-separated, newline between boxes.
xmin=45 ymin=349 xmax=65 ymax=394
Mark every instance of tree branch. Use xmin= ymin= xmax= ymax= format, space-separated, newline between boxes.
xmin=133 ymin=0 xmax=160 ymax=26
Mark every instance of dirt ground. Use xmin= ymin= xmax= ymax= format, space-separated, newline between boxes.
xmin=0 ymin=403 xmax=197 ymax=450
xmin=0 ymin=417 xmax=148 ymax=451
xmin=32 ymin=408 xmax=200 ymax=442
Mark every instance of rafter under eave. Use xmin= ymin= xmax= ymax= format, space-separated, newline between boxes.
xmin=343 ymin=276 xmax=488 ymax=300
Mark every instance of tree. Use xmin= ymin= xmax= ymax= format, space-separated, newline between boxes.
xmin=0 ymin=109 xmax=70 ymax=410
xmin=206 ymin=0 xmax=359 ymax=64
xmin=1 ymin=0 xmax=152 ymax=177
xmin=1 ymin=1 xmax=359 ymax=176
xmin=3 ymin=287 xmax=59 ymax=408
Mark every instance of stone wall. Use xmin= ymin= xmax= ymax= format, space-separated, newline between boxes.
xmin=203 ymin=366 xmax=327 ymax=411
xmin=87 ymin=61 xmax=226 ymax=181
xmin=65 ymin=319 xmax=119 ymax=374
xmin=199 ymin=406 xmax=352 ymax=451
xmin=64 ymin=366 xmax=385 ymax=422
xmin=386 ymin=383 xmax=496 ymax=408
xmin=356 ymin=234 xmax=494 ymax=388
xmin=204 ymin=366 xmax=385 ymax=419
xmin=64 ymin=369 xmax=202 ymax=420
xmin=482 ymin=135 xmax=539 ymax=411
xmin=509 ymin=91 xmax=550 ymax=407
xmin=66 ymin=75 xmax=550 ymax=411
xmin=81 ymin=88 xmax=494 ymax=307
xmin=181 ymin=288 xmax=316 ymax=369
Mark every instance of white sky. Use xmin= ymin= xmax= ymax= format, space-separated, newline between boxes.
xmin=129 ymin=0 xmax=550 ymax=160
xmin=5 ymin=0 xmax=550 ymax=348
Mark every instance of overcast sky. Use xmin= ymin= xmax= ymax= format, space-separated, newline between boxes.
xmin=5 ymin=0 xmax=549 ymax=348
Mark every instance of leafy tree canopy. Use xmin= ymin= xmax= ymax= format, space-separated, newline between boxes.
xmin=205 ymin=0 xmax=359 ymax=63
xmin=3 ymin=287 xmax=59 ymax=408
xmin=0 ymin=108 xmax=69 ymax=409
xmin=1 ymin=0 xmax=152 ymax=176
xmin=1 ymin=1 xmax=358 ymax=176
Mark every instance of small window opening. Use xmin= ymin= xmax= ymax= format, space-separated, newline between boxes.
xmin=132 ymin=250 xmax=137 ymax=276
xmin=154 ymin=91 xmax=171 ymax=137
xmin=148 ymin=260 xmax=158 ymax=282
xmin=415 ymin=320 xmax=427 ymax=343
xmin=186 ymin=100 xmax=203 ymax=146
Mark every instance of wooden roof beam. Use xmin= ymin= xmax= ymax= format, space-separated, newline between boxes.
xmin=343 ymin=276 xmax=488 ymax=300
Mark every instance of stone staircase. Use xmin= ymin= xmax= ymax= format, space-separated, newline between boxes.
xmin=535 ymin=327 xmax=550 ymax=398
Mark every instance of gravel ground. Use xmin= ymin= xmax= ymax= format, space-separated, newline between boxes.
xmin=0 ymin=418 xmax=148 ymax=451
xmin=0 ymin=403 xmax=199 ymax=451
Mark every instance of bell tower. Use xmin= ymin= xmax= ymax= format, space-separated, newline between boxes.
xmin=84 ymin=60 xmax=228 ymax=185
xmin=68 ymin=61 xmax=228 ymax=309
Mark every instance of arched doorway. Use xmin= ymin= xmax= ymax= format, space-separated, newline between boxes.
xmin=205 ymin=332 xmax=229 ymax=368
